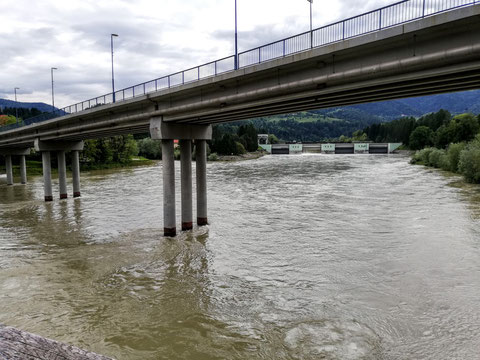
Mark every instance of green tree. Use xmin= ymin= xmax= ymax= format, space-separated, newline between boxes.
xmin=409 ymin=126 xmax=434 ymax=150
xmin=268 ymin=134 xmax=279 ymax=144
xmin=137 ymin=137 xmax=162 ymax=159
xmin=237 ymin=123 xmax=258 ymax=152
xmin=449 ymin=113 xmax=479 ymax=143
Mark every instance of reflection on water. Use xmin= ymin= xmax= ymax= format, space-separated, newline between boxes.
xmin=0 ymin=155 xmax=479 ymax=359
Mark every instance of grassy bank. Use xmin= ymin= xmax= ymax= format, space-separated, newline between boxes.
xmin=0 ymin=157 xmax=155 ymax=178
xmin=212 ymin=150 xmax=267 ymax=162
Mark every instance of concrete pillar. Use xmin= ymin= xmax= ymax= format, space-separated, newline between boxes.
xmin=72 ymin=150 xmax=81 ymax=197
xmin=57 ymin=151 xmax=68 ymax=199
xmin=196 ymin=140 xmax=208 ymax=226
xmin=42 ymin=152 xmax=53 ymax=202
xmin=180 ymin=140 xmax=193 ymax=231
xmin=5 ymin=155 xmax=13 ymax=186
xmin=20 ymin=155 xmax=27 ymax=184
xmin=162 ymin=139 xmax=176 ymax=237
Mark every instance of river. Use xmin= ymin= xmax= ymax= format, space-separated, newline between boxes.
xmin=0 ymin=154 xmax=479 ymax=359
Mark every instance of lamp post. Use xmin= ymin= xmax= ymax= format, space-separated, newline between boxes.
xmin=307 ymin=0 xmax=313 ymax=48
xmin=111 ymin=33 xmax=119 ymax=102
xmin=14 ymin=87 xmax=19 ymax=123
xmin=234 ymin=0 xmax=238 ymax=69
xmin=51 ymin=67 xmax=57 ymax=113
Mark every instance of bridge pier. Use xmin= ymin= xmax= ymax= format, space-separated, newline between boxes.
xmin=57 ymin=151 xmax=68 ymax=199
xmin=5 ymin=155 xmax=13 ymax=186
xmin=20 ymin=155 xmax=27 ymax=184
xmin=196 ymin=140 xmax=208 ymax=226
xmin=0 ymin=149 xmax=30 ymax=186
xmin=180 ymin=140 xmax=193 ymax=231
xmin=72 ymin=150 xmax=81 ymax=197
xmin=162 ymin=139 xmax=176 ymax=237
xmin=42 ymin=152 xmax=53 ymax=202
xmin=35 ymin=140 xmax=84 ymax=202
xmin=150 ymin=117 xmax=212 ymax=237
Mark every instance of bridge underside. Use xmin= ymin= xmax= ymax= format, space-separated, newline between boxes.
xmin=0 ymin=5 xmax=479 ymax=149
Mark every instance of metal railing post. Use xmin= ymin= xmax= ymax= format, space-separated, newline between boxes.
xmin=343 ymin=21 xmax=346 ymax=40
xmin=155 ymin=80 xmax=158 ymax=91
xmin=423 ymin=0 xmax=426 ymax=17
xmin=379 ymin=9 xmax=382 ymax=30
xmin=168 ymin=76 xmax=171 ymax=88
xmin=215 ymin=61 xmax=217 ymax=75
xmin=143 ymin=83 xmax=146 ymax=94
xmin=283 ymin=40 xmax=286 ymax=56
xmin=198 ymin=67 xmax=200 ymax=80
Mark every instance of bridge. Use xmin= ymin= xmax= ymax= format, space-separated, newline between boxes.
xmin=1 ymin=0 xmax=479 ymax=236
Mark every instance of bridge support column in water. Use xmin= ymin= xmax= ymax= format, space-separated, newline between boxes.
xmin=0 ymin=149 xmax=30 ymax=186
xmin=150 ymin=117 xmax=212 ymax=236
xmin=196 ymin=140 xmax=208 ymax=226
xmin=35 ymin=140 xmax=84 ymax=202
xmin=72 ymin=150 xmax=81 ymax=197
xmin=41 ymin=152 xmax=53 ymax=202
xmin=180 ymin=140 xmax=193 ymax=231
xmin=20 ymin=155 xmax=27 ymax=184
xmin=57 ymin=151 xmax=68 ymax=199
xmin=162 ymin=139 xmax=176 ymax=237
xmin=5 ymin=155 xmax=13 ymax=186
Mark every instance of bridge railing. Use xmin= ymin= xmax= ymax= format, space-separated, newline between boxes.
xmin=238 ymin=0 xmax=477 ymax=67
xmin=3 ymin=0 xmax=477 ymax=133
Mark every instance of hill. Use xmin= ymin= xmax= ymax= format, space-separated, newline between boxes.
xmin=0 ymin=99 xmax=55 ymax=113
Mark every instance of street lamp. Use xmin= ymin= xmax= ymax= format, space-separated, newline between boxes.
xmin=234 ymin=0 xmax=238 ymax=70
xmin=111 ymin=33 xmax=119 ymax=102
xmin=51 ymin=67 xmax=57 ymax=113
xmin=14 ymin=87 xmax=19 ymax=123
xmin=307 ymin=0 xmax=313 ymax=48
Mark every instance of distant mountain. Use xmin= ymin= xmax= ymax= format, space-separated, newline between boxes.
xmin=0 ymin=99 xmax=54 ymax=113
xmin=320 ymin=89 xmax=480 ymax=121
xmin=253 ymin=90 xmax=480 ymax=141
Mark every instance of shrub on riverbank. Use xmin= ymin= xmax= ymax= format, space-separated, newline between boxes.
xmin=458 ymin=136 xmax=480 ymax=183
xmin=412 ymin=136 xmax=480 ymax=184
xmin=446 ymin=142 xmax=466 ymax=172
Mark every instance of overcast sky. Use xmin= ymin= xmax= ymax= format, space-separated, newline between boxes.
xmin=0 ymin=0 xmax=390 ymax=107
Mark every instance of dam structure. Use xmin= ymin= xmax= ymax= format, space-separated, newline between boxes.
xmin=1 ymin=0 xmax=479 ymax=236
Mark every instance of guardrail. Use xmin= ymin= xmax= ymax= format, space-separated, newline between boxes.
xmin=3 ymin=0 xmax=477 ymax=133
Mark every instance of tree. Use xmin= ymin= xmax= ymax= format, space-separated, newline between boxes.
xmin=137 ymin=138 xmax=162 ymax=159
xmin=268 ymin=134 xmax=279 ymax=144
xmin=449 ymin=113 xmax=479 ymax=143
xmin=409 ymin=126 xmax=434 ymax=150
xmin=238 ymin=123 xmax=258 ymax=152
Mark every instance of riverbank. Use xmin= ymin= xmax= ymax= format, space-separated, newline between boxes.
xmin=0 ymin=157 xmax=155 ymax=178
xmin=213 ymin=150 xmax=266 ymax=162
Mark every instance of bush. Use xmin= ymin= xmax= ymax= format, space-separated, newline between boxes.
xmin=427 ymin=148 xmax=446 ymax=168
xmin=208 ymin=152 xmax=219 ymax=161
xmin=459 ymin=138 xmax=480 ymax=183
xmin=235 ymin=142 xmax=246 ymax=155
xmin=446 ymin=142 xmax=466 ymax=172
xmin=411 ymin=147 xmax=435 ymax=165
xmin=438 ymin=154 xmax=450 ymax=171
